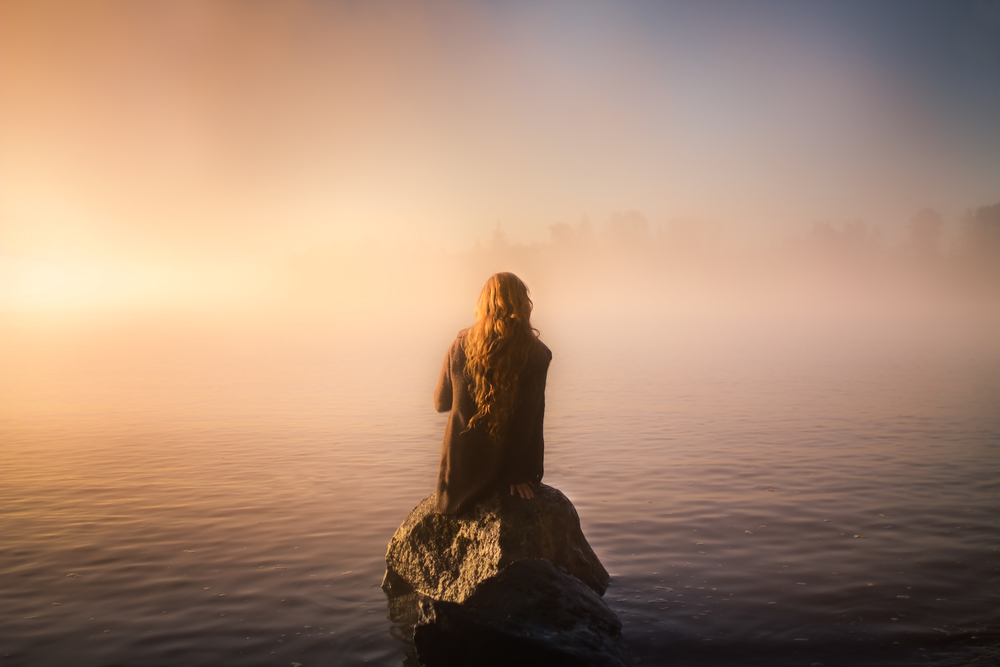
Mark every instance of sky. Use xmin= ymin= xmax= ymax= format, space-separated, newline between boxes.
xmin=1 ymin=0 xmax=999 ymax=310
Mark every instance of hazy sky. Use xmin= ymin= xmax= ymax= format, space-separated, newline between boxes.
xmin=2 ymin=0 xmax=999 ymax=307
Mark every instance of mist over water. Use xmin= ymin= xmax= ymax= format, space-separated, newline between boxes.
xmin=5 ymin=210 xmax=999 ymax=429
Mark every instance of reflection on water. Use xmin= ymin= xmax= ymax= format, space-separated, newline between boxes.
xmin=2 ymin=312 xmax=998 ymax=666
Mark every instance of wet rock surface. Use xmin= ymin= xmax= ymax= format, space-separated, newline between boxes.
xmin=382 ymin=484 xmax=629 ymax=665
xmin=413 ymin=559 xmax=633 ymax=667
xmin=382 ymin=483 xmax=610 ymax=603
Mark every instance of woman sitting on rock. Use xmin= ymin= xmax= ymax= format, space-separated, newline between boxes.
xmin=433 ymin=272 xmax=552 ymax=515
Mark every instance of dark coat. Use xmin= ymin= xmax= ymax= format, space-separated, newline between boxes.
xmin=433 ymin=330 xmax=552 ymax=515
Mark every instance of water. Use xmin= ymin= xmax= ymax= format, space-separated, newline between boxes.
xmin=2 ymin=310 xmax=998 ymax=666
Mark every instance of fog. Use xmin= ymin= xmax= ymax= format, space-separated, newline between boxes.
xmin=5 ymin=204 xmax=999 ymax=320
xmin=4 ymin=207 xmax=998 ymax=424
xmin=2 ymin=1 xmax=999 ymax=423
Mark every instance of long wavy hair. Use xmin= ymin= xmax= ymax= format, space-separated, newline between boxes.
xmin=463 ymin=272 xmax=538 ymax=442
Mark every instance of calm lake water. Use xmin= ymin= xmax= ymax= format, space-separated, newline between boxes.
xmin=2 ymin=307 xmax=999 ymax=666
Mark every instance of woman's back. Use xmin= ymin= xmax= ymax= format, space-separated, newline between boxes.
xmin=433 ymin=274 xmax=552 ymax=515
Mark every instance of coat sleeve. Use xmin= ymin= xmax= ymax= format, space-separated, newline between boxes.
xmin=433 ymin=344 xmax=454 ymax=413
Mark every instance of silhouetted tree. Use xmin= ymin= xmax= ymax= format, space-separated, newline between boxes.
xmin=658 ymin=217 xmax=721 ymax=255
xmin=961 ymin=203 xmax=1000 ymax=262
xmin=548 ymin=218 xmax=593 ymax=250
xmin=806 ymin=220 xmax=881 ymax=261
xmin=606 ymin=211 xmax=649 ymax=246
xmin=909 ymin=208 xmax=944 ymax=261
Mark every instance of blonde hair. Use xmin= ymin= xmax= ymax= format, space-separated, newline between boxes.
xmin=464 ymin=272 xmax=538 ymax=442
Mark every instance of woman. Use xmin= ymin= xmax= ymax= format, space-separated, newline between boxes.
xmin=433 ymin=272 xmax=552 ymax=515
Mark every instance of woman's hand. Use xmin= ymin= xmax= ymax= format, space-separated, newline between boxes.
xmin=510 ymin=481 xmax=535 ymax=500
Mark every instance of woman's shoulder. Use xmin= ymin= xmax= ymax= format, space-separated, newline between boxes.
xmin=447 ymin=329 xmax=469 ymax=357
xmin=532 ymin=337 xmax=552 ymax=363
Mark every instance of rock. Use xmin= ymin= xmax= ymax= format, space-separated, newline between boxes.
xmin=413 ymin=559 xmax=633 ymax=667
xmin=382 ymin=484 xmax=610 ymax=603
